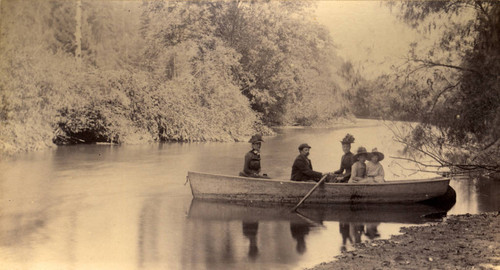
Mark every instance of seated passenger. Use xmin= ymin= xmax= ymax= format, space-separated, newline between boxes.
xmin=240 ymin=134 xmax=269 ymax=178
xmin=348 ymin=146 xmax=368 ymax=183
xmin=366 ymin=148 xmax=385 ymax=183
xmin=332 ymin=133 xmax=355 ymax=183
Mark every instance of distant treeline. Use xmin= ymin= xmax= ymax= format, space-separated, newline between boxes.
xmin=0 ymin=1 xmax=351 ymax=154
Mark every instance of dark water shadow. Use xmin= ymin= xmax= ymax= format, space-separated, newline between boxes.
xmin=187 ymin=189 xmax=456 ymax=225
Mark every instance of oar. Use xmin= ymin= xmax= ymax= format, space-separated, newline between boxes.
xmin=294 ymin=210 xmax=326 ymax=228
xmin=291 ymin=174 xmax=328 ymax=212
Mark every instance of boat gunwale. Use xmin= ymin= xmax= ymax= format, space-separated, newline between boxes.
xmin=187 ymin=171 xmax=450 ymax=186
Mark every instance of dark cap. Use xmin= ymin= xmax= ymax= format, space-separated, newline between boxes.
xmin=249 ymin=134 xmax=264 ymax=144
xmin=298 ymin=143 xmax=312 ymax=150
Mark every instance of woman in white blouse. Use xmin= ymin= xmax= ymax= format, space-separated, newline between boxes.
xmin=366 ymin=148 xmax=385 ymax=183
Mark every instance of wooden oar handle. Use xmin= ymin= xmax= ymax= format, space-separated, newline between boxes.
xmin=291 ymin=174 xmax=328 ymax=212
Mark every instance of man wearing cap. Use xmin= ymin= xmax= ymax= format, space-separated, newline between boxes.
xmin=333 ymin=134 xmax=355 ymax=183
xmin=291 ymin=143 xmax=325 ymax=182
xmin=240 ymin=134 xmax=269 ymax=178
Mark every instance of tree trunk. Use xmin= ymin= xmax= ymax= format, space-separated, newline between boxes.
xmin=75 ymin=0 xmax=82 ymax=64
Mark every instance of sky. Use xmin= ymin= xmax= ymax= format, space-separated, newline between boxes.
xmin=314 ymin=1 xmax=420 ymax=79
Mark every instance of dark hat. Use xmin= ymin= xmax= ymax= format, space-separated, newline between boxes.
xmin=298 ymin=143 xmax=312 ymax=150
xmin=340 ymin=133 xmax=355 ymax=145
xmin=249 ymin=134 xmax=264 ymax=144
xmin=353 ymin=146 xmax=368 ymax=160
xmin=368 ymin=148 xmax=385 ymax=161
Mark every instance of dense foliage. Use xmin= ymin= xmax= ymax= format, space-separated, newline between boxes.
xmin=140 ymin=1 xmax=347 ymax=126
xmin=0 ymin=0 xmax=348 ymax=155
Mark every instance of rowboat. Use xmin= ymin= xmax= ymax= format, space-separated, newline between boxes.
xmin=187 ymin=199 xmax=454 ymax=224
xmin=187 ymin=171 xmax=451 ymax=204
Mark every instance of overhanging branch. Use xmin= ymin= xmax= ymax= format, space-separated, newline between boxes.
xmin=413 ymin=59 xmax=483 ymax=76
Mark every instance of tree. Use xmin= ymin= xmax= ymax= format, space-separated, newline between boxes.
xmin=216 ymin=1 xmax=345 ymax=125
xmin=386 ymin=1 xmax=500 ymax=176
xmin=140 ymin=0 xmax=347 ymax=127
xmin=140 ymin=1 xmax=260 ymax=141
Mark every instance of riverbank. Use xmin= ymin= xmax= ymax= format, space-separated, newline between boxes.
xmin=308 ymin=212 xmax=500 ymax=270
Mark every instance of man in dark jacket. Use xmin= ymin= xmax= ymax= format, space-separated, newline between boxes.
xmin=291 ymin=143 xmax=324 ymax=182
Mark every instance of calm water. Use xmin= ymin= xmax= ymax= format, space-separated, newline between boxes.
xmin=1 ymin=119 xmax=499 ymax=270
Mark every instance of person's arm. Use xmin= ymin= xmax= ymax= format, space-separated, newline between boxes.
xmin=343 ymin=156 xmax=353 ymax=180
xmin=333 ymin=156 xmax=344 ymax=174
xmin=373 ymin=165 xmax=385 ymax=183
xmin=342 ymin=155 xmax=354 ymax=179
xmin=348 ymin=162 xmax=358 ymax=183
xmin=297 ymin=158 xmax=323 ymax=180
xmin=243 ymin=152 xmax=253 ymax=175
xmin=349 ymin=163 xmax=364 ymax=183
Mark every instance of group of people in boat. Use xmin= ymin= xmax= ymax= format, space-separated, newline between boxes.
xmin=240 ymin=133 xmax=385 ymax=183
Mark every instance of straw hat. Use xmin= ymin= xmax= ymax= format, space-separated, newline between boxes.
xmin=353 ymin=146 xmax=368 ymax=160
xmin=369 ymin=148 xmax=385 ymax=161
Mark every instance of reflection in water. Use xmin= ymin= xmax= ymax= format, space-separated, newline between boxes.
xmin=339 ymin=223 xmax=351 ymax=252
xmin=339 ymin=222 xmax=380 ymax=252
xmin=1 ymin=120 xmax=499 ymax=270
xmin=290 ymin=222 xmax=311 ymax=254
xmin=138 ymin=197 xmax=160 ymax=268
xmin=222 ymin=223 xmax=234 ymax=263
xmin=350 ymin=223 xmax=364 ymax=244
xmin=242 ymin=222 xmax=259 ymax=259
xmin=185 ymin=199 xmax=456 ymax=269
xmin=365 ymin=223 xmax=381 ymax=240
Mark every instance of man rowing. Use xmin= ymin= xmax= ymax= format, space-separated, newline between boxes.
xmin=291 ymin=143 xmax=329 ymax=182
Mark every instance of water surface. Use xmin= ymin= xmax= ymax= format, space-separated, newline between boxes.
xmin=1 ymin=119 xmax=499 ymax=269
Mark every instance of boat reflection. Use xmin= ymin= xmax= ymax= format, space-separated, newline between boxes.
xmin=187 ymin=199 xmax=454 ymax=224
xmin=184 ymin=199 xmax=454 ymax=268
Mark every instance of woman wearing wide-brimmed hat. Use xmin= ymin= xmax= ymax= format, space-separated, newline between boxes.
xmin=366 ymin=148 xmax=385 ymax=183
xmin=240 ymin=134 xmax=269 ymax=178
xmin=348 ymin=146 xmax=369 ymax=183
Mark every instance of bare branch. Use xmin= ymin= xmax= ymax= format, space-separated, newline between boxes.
xmin=389 ymin=156 xmax=444 ymax=168
xmin=413 ymin=59 xmax=483 ymax=76
xmin=392 ymin=136 xmax=447 ymax=166
xmin=429 ymin=82 xmax=460 ymax=114
xmin=474 ymin=1 xmax=491 ymax=23
xmin=481 ymin=137 xmax=500 ymax=152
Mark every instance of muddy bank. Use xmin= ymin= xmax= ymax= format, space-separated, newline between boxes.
xmin=308 ymin=212 xmax=500 ymax=270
